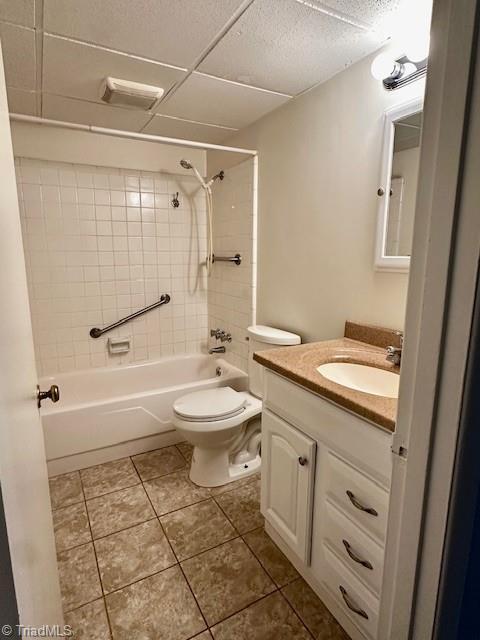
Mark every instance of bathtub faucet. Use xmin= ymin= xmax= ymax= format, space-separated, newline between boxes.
xmin=209 ymin=346 xmax=226 ymax=354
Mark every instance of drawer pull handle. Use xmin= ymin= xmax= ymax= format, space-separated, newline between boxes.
xmin=346 ymin=490 xmax=378 ymax=517
xmin=339 ymin=585 xmax=369 ymax=620
xmin=298 ymin=456 xmax=308 ymax=466
xmin=342 ymin=539 xmax=373 ymax=570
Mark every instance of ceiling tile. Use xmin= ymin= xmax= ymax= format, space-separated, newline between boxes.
xmin=0 ymin=23 xmax=35 ymax=90
xmin=199 ymin=0 xmax=384 ymax=95
xmin=0 ymin=0 xmax=35 ymax=27
xmin=44 ymin=0 xmax=247 ymax=68
xmin=143 ymin=114 xmax=236 ymax=144
xmin=6 ymin=87 xmax=37 ymax=115
xmin=158 ymin=72 xmax=290 ymax=129
xmin=317 ymin=0 xmax=402 ymax=29
xmin=43 ymin=35 xmax=185 ymax=106
xmin=42 ymin=94 xmax=152 ymax=131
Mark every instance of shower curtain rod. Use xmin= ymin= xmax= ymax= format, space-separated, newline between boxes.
xmin=9 ymin=114 xmax=258 ymax=156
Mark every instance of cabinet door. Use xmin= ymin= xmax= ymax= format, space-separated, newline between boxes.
xmin=261 ymin=409 xmax=316 ymax=563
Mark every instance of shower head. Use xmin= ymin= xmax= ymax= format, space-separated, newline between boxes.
xmin=180 ymin=159 xmax=193 ymax=170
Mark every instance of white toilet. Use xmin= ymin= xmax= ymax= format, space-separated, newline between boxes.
xmin=173 ymin=325 xmax=301 ymax=487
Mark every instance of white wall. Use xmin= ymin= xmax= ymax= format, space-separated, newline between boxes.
xmin=208 ymin=49 xmax=425 ymax=342
xmin=208 ymin=158 xmax=256 ymax=371
xmin=16 ymin=156 xmax=208 ymax=375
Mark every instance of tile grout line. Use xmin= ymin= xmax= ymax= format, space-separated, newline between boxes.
xmin=278 ymin=587 xmax=317 ymax=640
xmin=78 ymin=469 xmax=115 ymax=640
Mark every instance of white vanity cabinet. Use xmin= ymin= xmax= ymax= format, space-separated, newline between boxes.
xmin=260 ymin=369 xmax=392 ymax=640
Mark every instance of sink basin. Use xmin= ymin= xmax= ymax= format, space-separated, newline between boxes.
xmin=316 ymin=362 xmax=399 ymax=398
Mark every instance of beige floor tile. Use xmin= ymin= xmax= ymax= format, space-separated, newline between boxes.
xmin=106 ymin=565 xmax=206 ymax=640
xmin=160 ymin=499 xmax=236 ymax=561
xmin=144 ymin=469 xmax=210 ymax=516
xmin=243 ymin=527 xmax=299 ymax=587
xmin=282 ymin=579 xmax=350 ymax=639
xmin=95 ymin=519 xmax=176 ymax=594
xmin=181 ymin=537 xmax=275 ymax=626
xmin=211 ymin=592 xmax=311 ymax=640
xmin=49 ymin=471 xmax=83 ymax=510
xmin=86 ymin=485 xmax=155 ymax=539
xmin=53 ymin=502 xmax=91 ymax=553
xmin=64 ymin=598 xmax=111 ymax=639
xmin=192 ymin=633 xmax=213 ymax=639
xmin=132 ymin=446 xmax=185 ymax=481
xmin=57 ymin=542 xmax=102 ymax=612
xmin=209 ymin=472 xmax=259 ymax=497
xmin=176 ymin=442 xmax=193 ymax=463
xmin=214 ymin=478 xmax=263 ymax=534
xmin=80 ymin=458 xmax=140 ymax=499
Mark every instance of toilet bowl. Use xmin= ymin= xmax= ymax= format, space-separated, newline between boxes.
xmin=172 ymin=325 xmax=301 ymax=487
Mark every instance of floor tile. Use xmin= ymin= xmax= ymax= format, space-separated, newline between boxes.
xmin=181 ymin=537 xmax=275 ymax=626
xmin=243 ymin=527 xmax=299 ymax=587
xmin=86 ymin=485 xmax=155 ymax=539
xmin=106 ymin=565 xmax=206 ymax=640
xmin=209 ymin=472 xmax=259 ymax=497
xmin=57 ymin=542 xmax=102 ymax=612
xmin=52 ymin=502 xmax=91 ymax=553
xmin=95 ymin=519 xmax=176 ymax=594
xmin=144 ymin=469 xmax=210 ymax=516
xmin=282 ymin=579 xmax=350 ymax=639
xmin=80 ymin=458 xmax=140 ymax=499
xmin=214 ymin=478 xmax=263 ymax=534
xmin=132 ymin=445 xmax=185 ymax=481
xmin=211 ymin=592 xmax=311 ymax=640
xmin=64 ymin=599 xmax=111 ymax=639
xmin=192 ymin=633 xmax=213 ymax=639
xmin=176 ymin=442 xmax=193 ymax=463
xmin=160 ymin=499 xmax=236 ymax=561
xmin=49 ymin=471 xmax=83 ymax=510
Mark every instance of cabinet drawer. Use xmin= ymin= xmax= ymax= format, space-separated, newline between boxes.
xmin=326 ymin=452 xmax=389 ymax=544
xmin=321 ymin=545 xmax=379 ymax=640
xmin=323 ymin=501 xmax=384 ymax=595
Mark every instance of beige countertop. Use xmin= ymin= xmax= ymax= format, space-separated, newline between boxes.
xmin=253 ymin=337 xmax=399 ymax=432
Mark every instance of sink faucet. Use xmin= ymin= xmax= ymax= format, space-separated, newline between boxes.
xmin=386 ymin=333 xmax=403 ymax=366
xmin=209 ymin=346 xmax=226 ymax=354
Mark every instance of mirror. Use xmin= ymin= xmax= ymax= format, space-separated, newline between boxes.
xmin=375 ymin=98 xmax=423 ymax=271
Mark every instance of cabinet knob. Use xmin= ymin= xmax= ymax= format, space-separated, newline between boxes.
xmin=377 ymin=187 xmax=385 ymax=196
xmin=298 ymin=456 xmax=308 ymax=466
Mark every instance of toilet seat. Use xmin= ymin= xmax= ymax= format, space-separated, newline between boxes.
xmin=173 ymin=387 xmax=247 ymax=422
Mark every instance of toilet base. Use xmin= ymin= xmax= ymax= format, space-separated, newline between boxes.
xmin=189 ymin=446 xmax=261 ymax=488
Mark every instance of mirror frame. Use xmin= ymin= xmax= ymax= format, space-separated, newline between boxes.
xmin=374 ymin=97 xmax=423 ymax=272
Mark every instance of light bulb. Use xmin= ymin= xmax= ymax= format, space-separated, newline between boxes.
xmin=371 ymin=53 xmax=397 ymax=80
xmin=405 ymin=31 xmax=430 ymax=62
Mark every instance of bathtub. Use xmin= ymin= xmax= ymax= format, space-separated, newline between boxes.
xmin=40 ymin=355 xmax=248 ymax=476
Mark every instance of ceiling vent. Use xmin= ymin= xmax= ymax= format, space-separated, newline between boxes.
xmin=100 ymin=77 xmax=164 ymax=110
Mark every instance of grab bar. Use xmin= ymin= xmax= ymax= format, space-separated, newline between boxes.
xmin=89 ymin=294 xmax=171 ymax=338
xmin=212 ymin=253 xmax=242 ymax=265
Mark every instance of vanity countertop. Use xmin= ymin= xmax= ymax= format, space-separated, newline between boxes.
xmin=253 ymin=336 xmax=399 ymax=432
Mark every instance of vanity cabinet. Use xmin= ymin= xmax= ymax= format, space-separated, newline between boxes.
xmin=260 ymin=369 xmax=392 ymax=640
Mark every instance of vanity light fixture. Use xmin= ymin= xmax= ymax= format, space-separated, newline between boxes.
xmin=371 ymin=52 xmax=427 ymax=90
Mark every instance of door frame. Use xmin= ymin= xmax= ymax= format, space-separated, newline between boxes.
xmin=379 ymin=0 xmax=480 ymax=637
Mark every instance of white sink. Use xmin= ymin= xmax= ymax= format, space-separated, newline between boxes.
xmin=316 ymin=362 xmax=399 ymax=398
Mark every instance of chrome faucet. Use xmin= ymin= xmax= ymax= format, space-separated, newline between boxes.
xmin=210 ymin=328 xmax=232 ymax=343
xmin=209 ymin=345 xmax=226 ymax=354
xmin=386 ymin=333 xmax=403 ymax=366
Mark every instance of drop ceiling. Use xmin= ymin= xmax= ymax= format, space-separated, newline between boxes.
xmin=0 ymin=0 xmax=402 ymax=144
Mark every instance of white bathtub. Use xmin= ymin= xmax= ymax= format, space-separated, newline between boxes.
xmin=40 ymin=355 xmax=248 ymax=476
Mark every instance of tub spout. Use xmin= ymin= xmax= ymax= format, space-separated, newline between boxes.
xmin=209 ymin=346 xmax=226 ymax=354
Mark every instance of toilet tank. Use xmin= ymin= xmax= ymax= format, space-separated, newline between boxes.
xmin=247 ymin=325 xmax=301 ymax=398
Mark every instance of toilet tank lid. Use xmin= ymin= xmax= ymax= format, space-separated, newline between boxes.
xmin=247 ymin=325 xmax=301 ymax=346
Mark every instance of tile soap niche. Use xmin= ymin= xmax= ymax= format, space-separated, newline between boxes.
xmin=108 ymin=337 xmax=131 ymax=355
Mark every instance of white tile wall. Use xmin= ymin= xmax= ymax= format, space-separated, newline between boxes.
xmin=208 ymin=158 xmax=256 ymax=371
xmin=16 ymin=157 xmax=208 ymax=375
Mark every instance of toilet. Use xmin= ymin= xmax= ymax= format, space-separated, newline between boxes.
xmin=173 ymin=325 xmax=301 ymax=487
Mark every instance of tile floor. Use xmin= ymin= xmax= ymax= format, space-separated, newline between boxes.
xmin=49 ymin=442 xmax=350 ymax=640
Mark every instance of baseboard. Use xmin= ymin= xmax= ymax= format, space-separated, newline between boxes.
xmin=47 ymin=430 xmax=184 ymax=476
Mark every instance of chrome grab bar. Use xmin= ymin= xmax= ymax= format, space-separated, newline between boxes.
xmin=89 ymin=294 xmax=171 ymax=338
xmin=212 ymin=253 xmax=242 ymax=265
